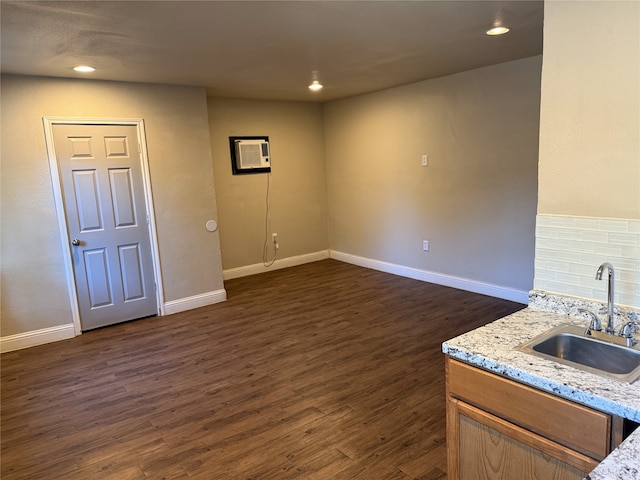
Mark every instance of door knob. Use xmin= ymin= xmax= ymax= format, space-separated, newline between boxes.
xmin=71 ymin=239 xmax=81 ymax=246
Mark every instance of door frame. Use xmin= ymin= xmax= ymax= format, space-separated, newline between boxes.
xmin=43 ymin=117 xmax=165 ymax=335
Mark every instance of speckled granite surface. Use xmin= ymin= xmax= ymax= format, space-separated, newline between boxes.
xmin=442 ymin=306 xmax=640 ymax=480
xmin=530 ymin=290 xmax=639 ymax=325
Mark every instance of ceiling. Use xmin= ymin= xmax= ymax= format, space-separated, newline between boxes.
xmin=0 ymin=1 xmax=544 ymax=102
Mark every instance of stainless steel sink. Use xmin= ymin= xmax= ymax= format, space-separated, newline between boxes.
xmin=516 ymin=324 xmax=640 ymax=383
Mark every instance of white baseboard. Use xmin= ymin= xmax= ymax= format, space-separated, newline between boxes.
xmin=0 ymin=253 xmax=525 ymax=353
xmin=223 ymin=250 xmax=330 ymax=280
xmin=1 ymin=290 xmax=228 ymax=352
xmin=0 ymin=323 xmax=76 ymax=353
xmin=164 ymin=289 xmax=228 ymax=315
xmin=330 ymin=250 xmax=529 ymax=304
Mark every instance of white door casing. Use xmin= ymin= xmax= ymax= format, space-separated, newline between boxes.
xmin=44 ymin=118 xmax=165 ymax=334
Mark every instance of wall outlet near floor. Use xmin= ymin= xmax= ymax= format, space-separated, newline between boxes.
xmin=421 ymin=154 xmax=428 ymax=167
xmin=423 ymin=240 xmax=429 ymax=251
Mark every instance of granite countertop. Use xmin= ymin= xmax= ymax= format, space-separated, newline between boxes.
xmin=442 ymin=306 xmax=640 ymax=480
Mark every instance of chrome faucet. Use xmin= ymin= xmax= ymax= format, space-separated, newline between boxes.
xmin=595 ymin=262 xmax=616 ymax=334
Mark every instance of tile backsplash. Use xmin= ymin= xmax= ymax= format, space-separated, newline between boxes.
xmin=534 ymin=214 xmax=640 ymax=308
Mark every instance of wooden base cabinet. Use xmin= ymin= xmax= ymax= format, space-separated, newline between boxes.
xmin=445 ymin=358 xmax=623 ymax=480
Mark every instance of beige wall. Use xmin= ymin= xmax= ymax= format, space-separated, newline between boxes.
xmin=323 ymin=56 xmax=542 ymax=293
xmin=533 ymin=1 xmax=640 ymax=307
xmin=1 ymin=75 xmax=224 ymax=337
xmin=538 ymin=1 xmax=639 ymax=219
xmin=207 ymin=98 xmax=328 ymax=270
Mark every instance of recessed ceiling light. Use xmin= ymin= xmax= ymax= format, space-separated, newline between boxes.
xmin=308 ymin=80 xmax=323 ymax=91
xmin=486 ymin=26 xmax=510 ymax=36
xmin=73 ymin=65 xmax=95 ymax=72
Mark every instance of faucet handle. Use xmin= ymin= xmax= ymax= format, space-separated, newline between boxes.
xmin=618 ymin=321 xmax=639 ymax=347
xmin=578 ymin=308 xmax=602 ymax=335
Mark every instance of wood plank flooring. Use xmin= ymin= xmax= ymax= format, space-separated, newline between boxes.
xmin=1 ymin=259 xmax=524 ymax=479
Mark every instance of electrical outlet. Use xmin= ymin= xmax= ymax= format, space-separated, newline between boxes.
xmin=423 ymin=240 xmax=429 ymax=251
xmin=421 ymin=154 xmax=428 ymax=167
xmin=272 ymin=233 xmax=278 ymax=242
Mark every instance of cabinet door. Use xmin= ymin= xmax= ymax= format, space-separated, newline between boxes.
xmin=448 ymin=397 xmax=598 ymax=480
xmin=446 ymin=358 xmax=611 ymax=459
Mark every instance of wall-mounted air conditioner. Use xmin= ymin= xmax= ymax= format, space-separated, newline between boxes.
xmin=229 ymin=136 xmax=271 ymax=174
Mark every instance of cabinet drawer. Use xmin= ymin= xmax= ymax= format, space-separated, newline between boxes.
xmin=446 ymin=358 xmax=611 ymax=460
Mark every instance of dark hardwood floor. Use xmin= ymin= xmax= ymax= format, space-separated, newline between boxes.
xmin=1 ymin=259 xmax=524 ymax=479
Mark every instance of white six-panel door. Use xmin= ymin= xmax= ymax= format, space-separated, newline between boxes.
xmin=53 ymin=124 xmax=158 ymax=330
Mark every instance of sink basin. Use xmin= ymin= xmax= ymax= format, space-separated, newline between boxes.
xmin=517 ymin=324 xmax=640 ymax=383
